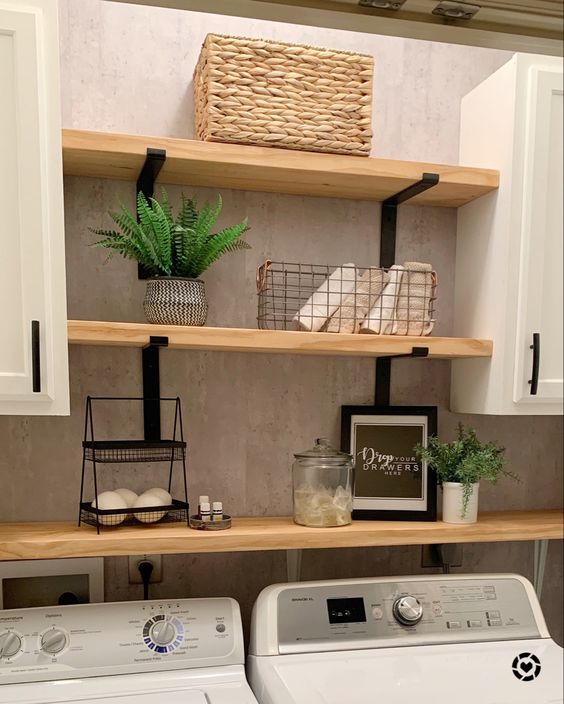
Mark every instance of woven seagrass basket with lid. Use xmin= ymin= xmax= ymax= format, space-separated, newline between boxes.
xmin=194 ymin=34 xmax=374 ymax=156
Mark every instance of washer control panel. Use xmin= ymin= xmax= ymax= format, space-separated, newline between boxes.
xmin=0 ymin=597 xmax=242 ymax=685
xmin=275 ymin=577 xmax=541 ymax=653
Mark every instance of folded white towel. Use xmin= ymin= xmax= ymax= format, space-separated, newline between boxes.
xmin=394 ymin=261 xmax=434 ymax=336
xmin=326 ymin=268 xmax=390 ymax=333
xmin=359 ymin=265 xmax=404 ymax=335
xmin=293 ymin=264 xmax=357 ymax=332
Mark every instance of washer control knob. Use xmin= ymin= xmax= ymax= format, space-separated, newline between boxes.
xmin=150 ymin=620 xmax=176 ymax=646
xmin=392 ymin=596 xmax=423 ymax=626
xmin=41 ymin=629 xmax=67 ymax=655
xmin=0 ymin=631 xmax=22 ymax=659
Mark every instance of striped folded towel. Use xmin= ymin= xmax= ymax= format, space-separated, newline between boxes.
xmin=326 ymin=268 xmax=390 ymax=333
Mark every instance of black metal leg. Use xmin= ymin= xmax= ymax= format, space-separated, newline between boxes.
xmin=182 ymin=455 xmax=189 ymax=527
xmin=78 ymin=455 xmax=86 ymax=528
xmin=92 ymin=460 xmax=100 ymax=535
xmin=177 ymin=400 xmax=189 ymax=526
xmin=79 ymin=398 xmax=91 ymax=527
xmin=167 ymin=455 xmax=174 ymax=494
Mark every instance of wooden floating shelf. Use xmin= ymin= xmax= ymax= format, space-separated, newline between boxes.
xmin=62 ymin=129 xmax=499 ymax=208
xmin=0 ymin=511 xmax=561 ymax=561
xmin=67 ymin=320 xmax=493 ymax=359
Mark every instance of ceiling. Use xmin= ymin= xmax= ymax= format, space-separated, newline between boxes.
xmin=108 ymin=0 xmax=563 ymax=54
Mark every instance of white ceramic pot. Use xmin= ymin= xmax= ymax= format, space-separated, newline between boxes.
xmin=442 ymin=482 xmax=480 ymax=524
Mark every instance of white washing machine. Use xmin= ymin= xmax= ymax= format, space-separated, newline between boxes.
xmin=0 ymin=596 xmax=258 ymax=703
xmin=248 ymin=574 xmax=563 ymax=704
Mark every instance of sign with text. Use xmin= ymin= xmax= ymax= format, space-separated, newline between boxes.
xmin=341 ymin=406 xmax=437 ymax=521
xmin=354 ymin=423 xmax=424 ymax=499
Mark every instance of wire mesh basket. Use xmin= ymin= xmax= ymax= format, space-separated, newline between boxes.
xmin=80 ymin=500 xmax=189 ymax=528
xmin=257 ymin=260 xmax=437 ymax=336
xmin=78 ymin=397 xmax=189 ymax=533
xmin=83 ymin=441 xmax=186 ymax=464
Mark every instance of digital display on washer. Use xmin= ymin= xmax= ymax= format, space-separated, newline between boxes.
xmin=327 ymin=597 xmax=366 ymax=624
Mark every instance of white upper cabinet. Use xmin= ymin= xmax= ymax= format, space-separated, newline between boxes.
xmin=0 ymin=0 xmax=68 ymax=414
xmin=451 ymin=54 xmax=563 ymax=415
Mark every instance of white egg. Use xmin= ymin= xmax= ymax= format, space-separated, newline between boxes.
xmin=91 ymin=491 xmax=128 ymax=526
xmin=144 ymin=487 xmax=172 ymax=505
xmin=114 ymin=488 xmax=138 ymax=507
xmin=133 ymin=492 xmax=167 ymax=523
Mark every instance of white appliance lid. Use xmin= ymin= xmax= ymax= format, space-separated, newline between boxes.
xmin=250 ymin=639 xmax=564 ymax=704
xmin=69 ymin=692 xmax=208 ymax=704
xmin=0 ymin=666 xmax=258 ymax=704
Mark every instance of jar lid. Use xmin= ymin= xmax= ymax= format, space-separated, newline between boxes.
xmin=294 ymin=437 xmax=352 ymax=462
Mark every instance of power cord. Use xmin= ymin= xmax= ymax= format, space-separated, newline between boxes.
xmin=138 ymin=560 xmax=154 ymax=600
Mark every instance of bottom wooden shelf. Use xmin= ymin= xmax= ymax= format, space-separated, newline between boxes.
xmin=0 ymin=510 xmax=561 ymax=561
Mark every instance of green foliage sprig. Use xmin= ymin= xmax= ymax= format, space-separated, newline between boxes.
xmin=415 ymin=424 xmax=518 ymax=517
xmin=90 ymin=189 xmax=250 ymax=278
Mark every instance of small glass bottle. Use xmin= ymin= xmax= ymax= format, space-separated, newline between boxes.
xmin=200 ymin=502 xmax=211 ymax=522
xmin=198 ymin=495 xmax=209 ymax=518
xmin=292 ymin=438 xmax=353 ymax=528
xmin=212 ymin=501 xmax=223 ymax=522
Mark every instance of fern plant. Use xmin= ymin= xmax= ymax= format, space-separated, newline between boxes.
xmin=90 ymin=189 xmax=250 ymax=278
xmin=415 ymin=424 xmax=517 ymax=516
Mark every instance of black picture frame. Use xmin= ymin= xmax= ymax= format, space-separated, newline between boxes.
xmin=341 ymin=405 xmax=437 ymax=522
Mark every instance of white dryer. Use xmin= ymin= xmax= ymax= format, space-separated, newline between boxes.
xmin=248 ymin=574 xmax=563 ymax=704
xmin=0 ymin=597 xmax=258 ymax=703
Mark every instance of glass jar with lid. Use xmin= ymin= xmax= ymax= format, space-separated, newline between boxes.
xmin=292 ymin=438 xmax=353 ymax=527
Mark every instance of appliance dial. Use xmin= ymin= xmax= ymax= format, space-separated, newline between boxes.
xmin=40 ymin=628 xmax=67 ymax=655
xmin=150 ymin=619 xmax=176 ymax=646
xmin=0 ymin=631 xmax=22 ymax=659
xmin=392 ymin=596 xmax=423 ymax=626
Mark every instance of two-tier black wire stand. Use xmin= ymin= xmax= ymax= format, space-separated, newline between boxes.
xmin=78 ymin=396 xmax=189 ymax=533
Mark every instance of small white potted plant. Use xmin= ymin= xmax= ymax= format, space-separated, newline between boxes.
xmin=416 ymin=424 xmax=517 ymax=524
xmin=90 ymin=189 xmax=250 ymax=326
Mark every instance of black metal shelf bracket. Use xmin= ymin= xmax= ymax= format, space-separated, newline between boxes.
xmin=142 ymin=336 xmax=169 ymax=441
xmin=375 ymin=173 xmax=440 ymax=406
xmin=380 ymin=173 xmax=440 ymax=269
xmin=388 ymin=346 xmax=430 ymax=360
xmin=137 ymin=147 xmax=166 ymax=280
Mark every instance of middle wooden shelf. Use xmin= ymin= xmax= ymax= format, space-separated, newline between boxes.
xmin=67 ymin=320 xmax=493 ymax=359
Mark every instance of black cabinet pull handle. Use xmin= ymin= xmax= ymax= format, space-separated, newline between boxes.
xmin=31 ymin=320 xmax=41 ymax=393
xmin=528 ymin=332 xmax=540 ymax=396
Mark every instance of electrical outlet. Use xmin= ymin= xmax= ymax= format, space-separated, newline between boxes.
xmin=128 ymin=555 xmax=163 ymax=584
xmin=421 ymin=544 xmax=463 ymax=569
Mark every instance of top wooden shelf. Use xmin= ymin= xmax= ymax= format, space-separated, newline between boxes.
xmin=62 ymin=129 xmax=499 ymax=208
xmin=0 ymin=511 xmax=560 ymax=561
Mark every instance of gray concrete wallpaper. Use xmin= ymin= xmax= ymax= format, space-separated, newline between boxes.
xmin=0 ymin=0 xmax=562 ymax=646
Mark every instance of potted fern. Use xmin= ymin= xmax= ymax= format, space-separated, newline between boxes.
xmin=91 ymin=189 xmax=250 ymax=326
xmin=415 ymin=424 xmax=517 ymax=524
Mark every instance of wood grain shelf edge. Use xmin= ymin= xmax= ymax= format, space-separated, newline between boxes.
xmin=67 ymin=321 xmax=493 ymax=359
xmin=62 ymin=129 xmax=499 ymax=207
xmin=0 ymin=511 xmax=561 ymax=561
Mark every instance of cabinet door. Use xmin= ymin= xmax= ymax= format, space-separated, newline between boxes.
xmin=513 ymin=66 xmax=563 ymax=406
xmin=0 ymin=1 xmax=68 ymax=414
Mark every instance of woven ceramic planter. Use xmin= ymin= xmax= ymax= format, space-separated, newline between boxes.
xmin=143 ymin=278 xmax=208 ymax=326
xmin=194 ymin=34 xmax=373 ymax=156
